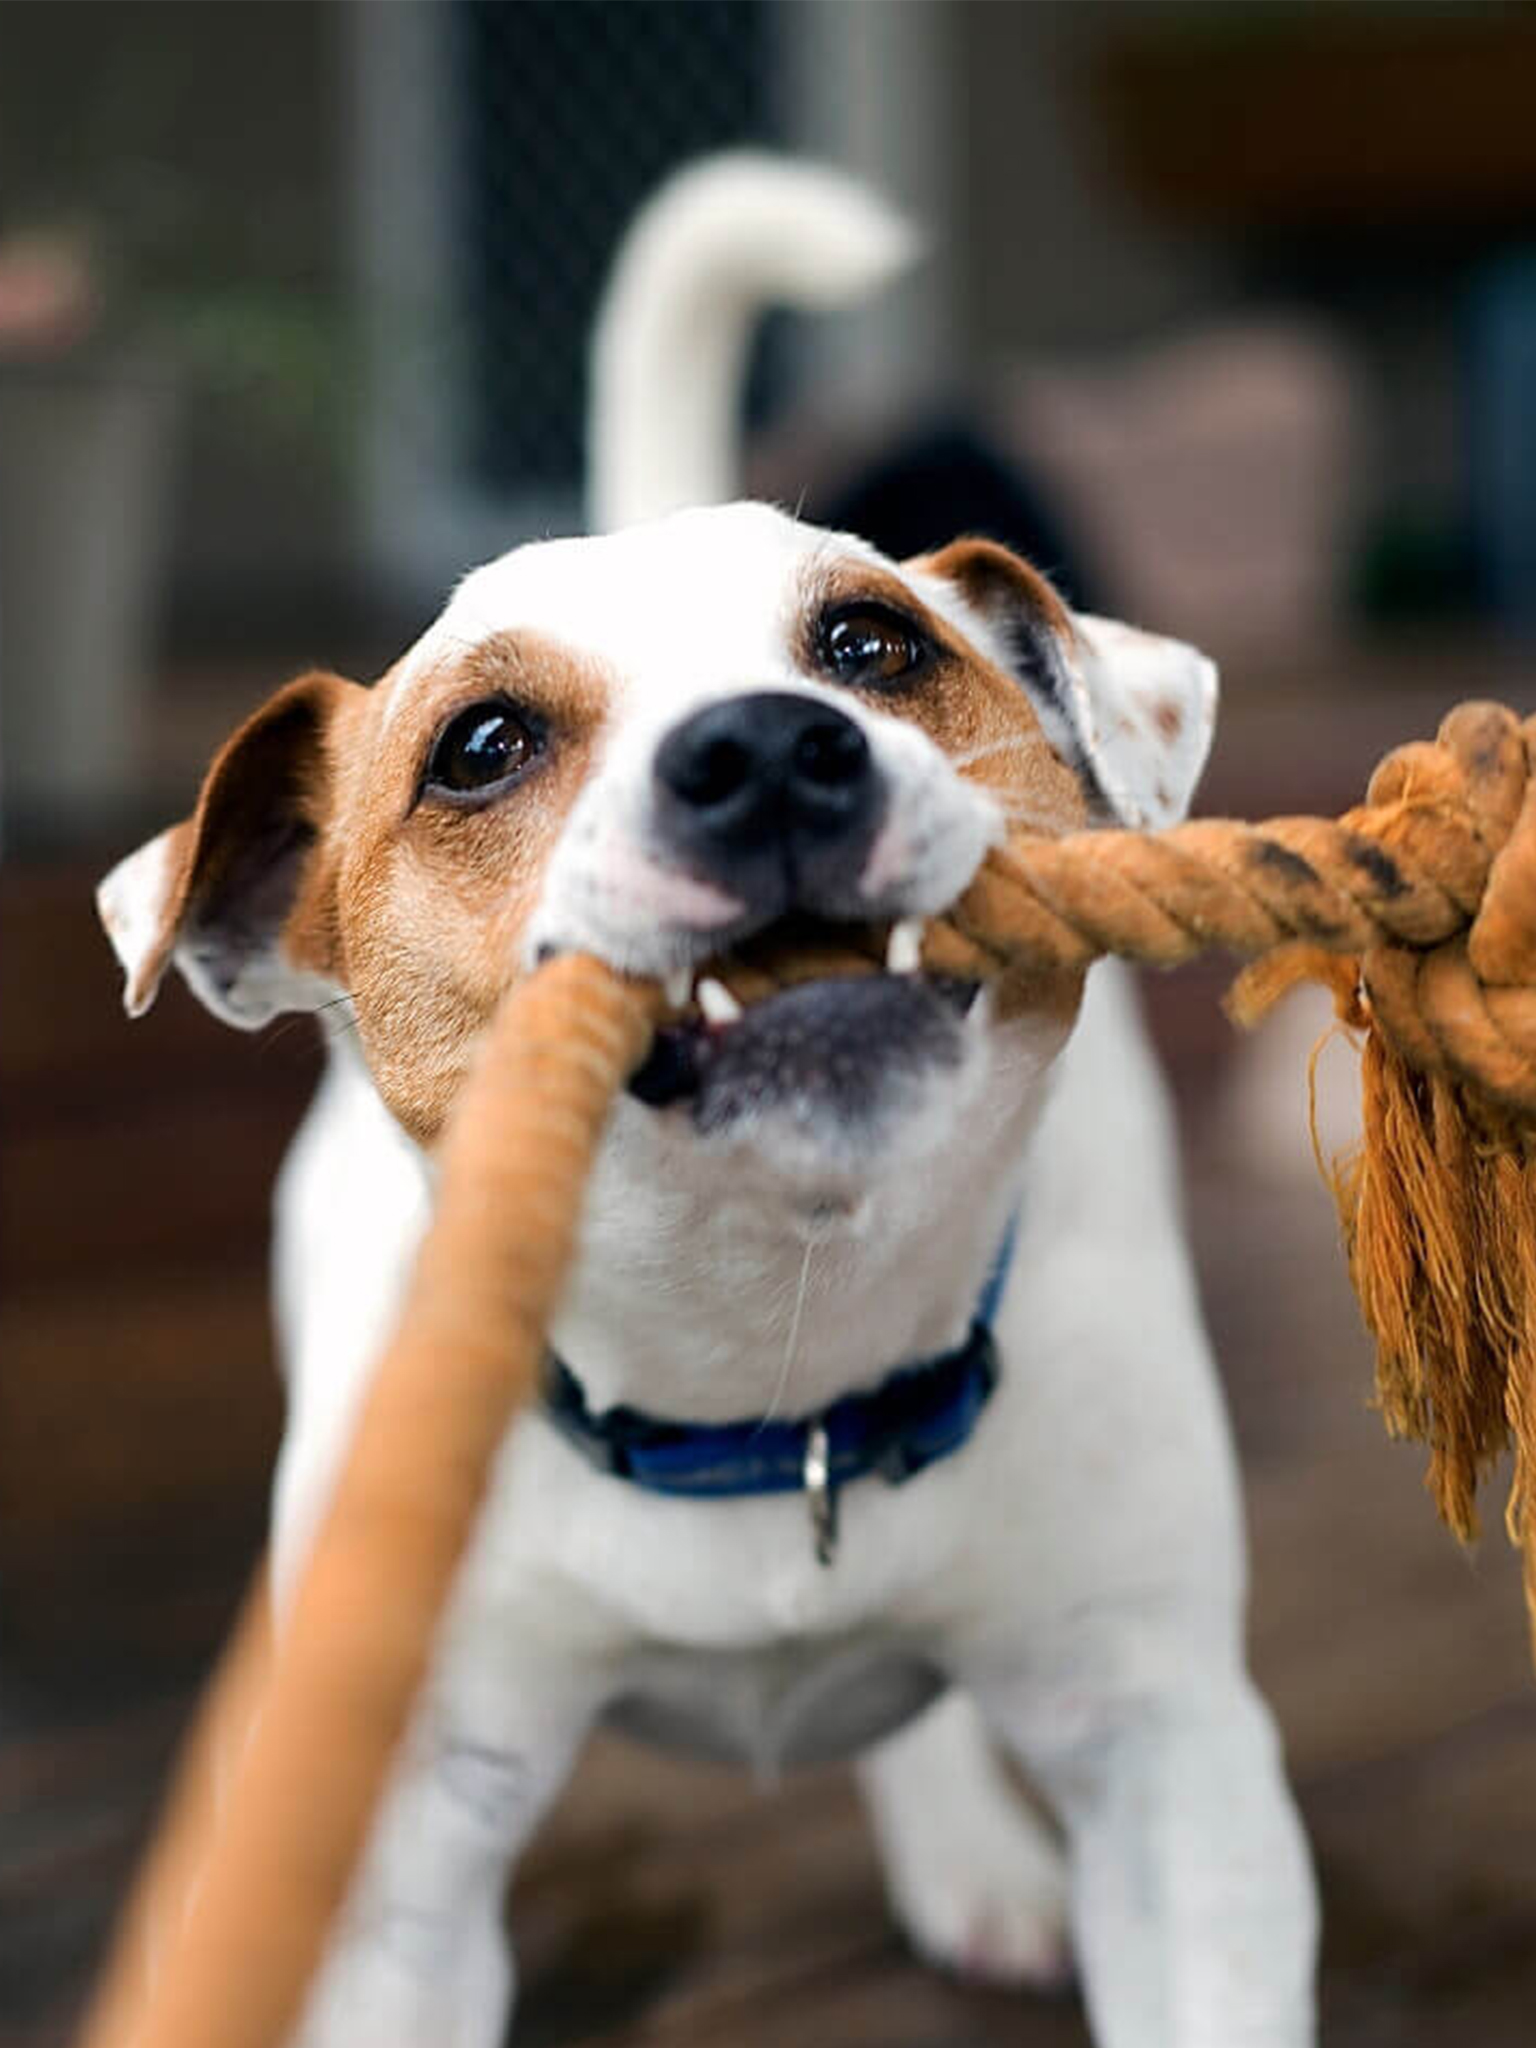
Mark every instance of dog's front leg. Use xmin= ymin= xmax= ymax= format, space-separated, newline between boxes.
xmin=857 ymin=1689 xmax=1070 ymax=1987
xmin=977 ymin=1655 xmax=1317 ymax=2048
xmin=287 ymin=1681 xmax=590 ymax=2048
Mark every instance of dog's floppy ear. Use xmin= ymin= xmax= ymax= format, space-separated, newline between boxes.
xmin=1067 ymin=610 xmax=1218 ymax=829
xmin=920 ymin=537 xmax=1218 ymax=829
xmin=97 ymin=669 xmax=362 ymax=1027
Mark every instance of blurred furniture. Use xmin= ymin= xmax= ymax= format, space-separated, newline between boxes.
xmin=0 ymin=364 xmax=174 ymax=845
xmin=0 ymin=857 xmax=303 ymax=1665
xmin=1097 ymin=11 xmax=1536 ymax=229
xmin=1005 ymin=322 xmax=1363 ymax=656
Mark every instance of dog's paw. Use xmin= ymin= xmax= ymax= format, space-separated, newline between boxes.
xmin=292 ymin=1910 xmax=511 ymax=2048
xmin=881 ymin=1806 xmax=1073 ymax=1992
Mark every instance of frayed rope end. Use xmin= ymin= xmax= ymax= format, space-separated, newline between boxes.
xmin=1227 ymin=943 xmax=1536 ymax=1659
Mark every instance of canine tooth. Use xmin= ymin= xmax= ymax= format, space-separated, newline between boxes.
xmin=697 ymin=976 xmax=743 ymax=1026
xmin=886 ymin=918 xmax=924 ymax=975
xmin=664 ymin=966 xmax=693 ymax=1011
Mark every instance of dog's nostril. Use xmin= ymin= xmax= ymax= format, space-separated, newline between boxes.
xmin=792 ymin=719 xmax=868 ymax=790
xmin=655 ymin=692 xmax=883 ymax=877
xmin=677 ymin=735 xmax=753 ymax=808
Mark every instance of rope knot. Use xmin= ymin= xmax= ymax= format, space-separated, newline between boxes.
xmin=1360 ymin=704 xmax=1536 ymax=1116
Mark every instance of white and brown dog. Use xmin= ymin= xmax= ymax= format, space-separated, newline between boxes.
xmin=99 ymin=159 xmax=1316 ymax=2048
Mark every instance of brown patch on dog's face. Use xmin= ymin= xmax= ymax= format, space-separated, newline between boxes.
xmin=799 ymin=553 xmax=1089 ymax=842
xmin=99 ymin=629 xmax=615 ymax=1146
xmin=175 ymin=632 xmax=596 ymax=1143
xmin=790 ymin=546 xmax=1090 ymax=1034
xmin=322 ymin=631 xmax=613 ymax=1141
xmin=112 ymin=519 xmax=1123 ymax=1151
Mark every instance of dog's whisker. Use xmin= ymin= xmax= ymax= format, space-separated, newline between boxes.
xmin=961 ymin=770 xmax=1070 ymax=825
xmin=754 ymin=1238 xmax=816 ymax=1436
xmin=949 ymin=735 xmax=1037 ymax=774
xmin=259 ymin=1015 xmax=310 ymax=1058
xmin=260 ymin=998 xmax=356 ymax=1057
xmin=953 ymin=765 xmax=1027 ymax=801
xmin=258 ymin=990 xmax=362 ymax=1056
xmin=966 ymin=781 xmax=1046 ymax=829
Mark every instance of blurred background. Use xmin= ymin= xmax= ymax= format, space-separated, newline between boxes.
xmin=3 ymin=4 xmax=1535 ymax=2044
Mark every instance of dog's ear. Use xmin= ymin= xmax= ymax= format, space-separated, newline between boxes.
xmin=97 ymin=669 xmax=363 ymax=1027
xmin=919 ymin=538 xmax=1218 ymax=829
xmin=1066 ymin=610 xmax=1218 ymax=829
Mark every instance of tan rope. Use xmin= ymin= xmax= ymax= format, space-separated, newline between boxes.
xmin=920 ymin=700 xmax=1536 ymax=1622
xmin=932 ymin=701 xmax=1536 ymax=1109
xmin=708 ymin=701 xmax=1536 ymax=1592
xmin=78 ymin=956 xmax=658 ymax=2048
xmin=79 ymin=698 xmax=1536 ymax=2048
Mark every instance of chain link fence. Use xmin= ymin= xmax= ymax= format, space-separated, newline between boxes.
xmin=452 ymin=0 xmax=780 ymax=495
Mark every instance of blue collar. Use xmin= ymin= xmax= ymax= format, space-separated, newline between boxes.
xmin=542 ymin=1216 xmax=1017 ymax=1567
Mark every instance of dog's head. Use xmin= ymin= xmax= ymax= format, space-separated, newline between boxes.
xmin=100 ymin=504 xmax=1213 ymax=1328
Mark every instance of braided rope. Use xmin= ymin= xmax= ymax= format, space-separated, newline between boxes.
xmin=80 ymin=699 xmax=1536 ymax=2048
xmin=932 ymin=700 xmax=1536 ymax=1114
xmin=80 ymin=958 xmax=658 ymax=2048
xmin=926 ymin=701 xmax=1536 ymax=1625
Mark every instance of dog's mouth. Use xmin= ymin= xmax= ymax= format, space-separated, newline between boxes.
xmin=627 ymin=915 xmax=980 ymax=1123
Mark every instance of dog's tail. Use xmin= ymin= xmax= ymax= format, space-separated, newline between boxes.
xmin=588 ymin=152 xmax=919 ymax=533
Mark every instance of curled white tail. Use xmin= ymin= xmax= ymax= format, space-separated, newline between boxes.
xmin=588 ymin=152 xmax=919 ymax=534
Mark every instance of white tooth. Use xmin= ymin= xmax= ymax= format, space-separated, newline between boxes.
xmin=886 ymin=918 xmax=924 ymax=975
xmin=697 ymin=975 xmax=743 ymax=1026
xmin=664 ymin=966 xmax=692 ymax=1011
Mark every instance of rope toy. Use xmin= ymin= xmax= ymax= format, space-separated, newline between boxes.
xmin=938 ymin=696 xmax=1536 ymax=1605
xmin=80 ymin=959 xmax=659 ymax=2048
xmin=79 ymin=698 xmax=1536 ymax=2048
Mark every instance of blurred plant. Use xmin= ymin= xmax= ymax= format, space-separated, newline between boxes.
xmin=146 ymin=283 xmax=358 ymax=451
xmin=0 ymin=118 xmax=356 ymax=455
xmin=0 ymin=229 xmax=100 ymax=356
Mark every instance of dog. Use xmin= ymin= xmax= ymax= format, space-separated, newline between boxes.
xmin=98 ymin=157 xmax=1317 ymax=2048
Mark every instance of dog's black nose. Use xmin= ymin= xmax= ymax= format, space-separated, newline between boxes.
xmin=654 ymin=692 xmax=882 ymax=906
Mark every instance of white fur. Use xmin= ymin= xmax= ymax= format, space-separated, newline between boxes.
xmin=1070 ymin=614 xmax=1219 ymax=830
xmin=97 ymin=816 xmax=338 ymax=1031
xmin=495 ymin=510 xmax=1003 ymax=982
xmin=588 ymin=152 xmax=919 ymax=532
xmin=278 ymin=951 xmax=1315 ymax=2048
xmin=104 ymin=153 xmax=1315 ymax=2048
xmin=270 ymin=504 xmax=1310 ymax=2048
xmin=97 ymin=827 xmax=179 ymax=1017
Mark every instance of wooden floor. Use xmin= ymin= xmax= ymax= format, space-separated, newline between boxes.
xmin=5 ymin=669 xmax=1536 ymax=2046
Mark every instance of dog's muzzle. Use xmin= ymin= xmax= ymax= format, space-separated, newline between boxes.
xmin=653 ymin=691 xmax=884 ymax=914
xmin=627 ymin=691 xmax=980 ymax=1124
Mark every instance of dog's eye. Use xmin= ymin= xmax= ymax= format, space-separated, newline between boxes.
xmin=818 ymin=603 xmax=927 ymax=688
xmin=424 ymin=698 xmax=541 ymax=800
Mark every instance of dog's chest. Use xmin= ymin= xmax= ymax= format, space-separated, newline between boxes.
xmin=603 ymin=1633 xmax=947 ymax=1774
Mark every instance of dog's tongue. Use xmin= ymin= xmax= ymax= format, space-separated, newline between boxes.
xmin=628 ymin=1023 xmax=711 ymax=1107
xmin=628 ymin=973 xmax=966 ymax=1125
xmin=628 ymin=919 xmax=890 ymax=1109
